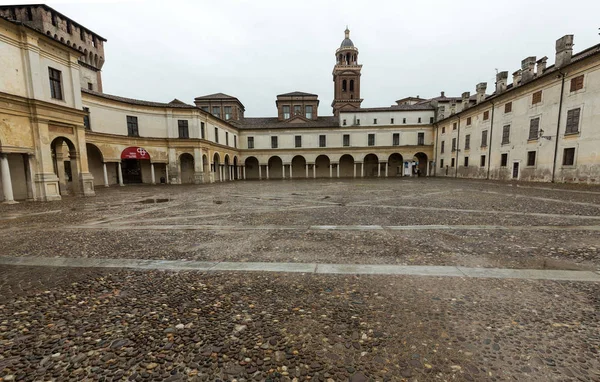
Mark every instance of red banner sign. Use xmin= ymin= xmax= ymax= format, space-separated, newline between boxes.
xmin=121 ymin=147 xmax=150 ymax=160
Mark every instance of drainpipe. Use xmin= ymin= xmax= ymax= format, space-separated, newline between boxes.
xmin=551 ymin=72 xmax=566 ymax=183
xmin=454 ymin=117 xmax=460 ymax=177
xmin=486 ymin=102 xmax=495 ymax=179
xmin=434 ymin=124 xmax=439 ymax=176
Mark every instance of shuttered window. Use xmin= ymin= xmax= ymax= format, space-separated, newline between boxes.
xmin=529 ymin=118 xmax=540 ymax=140
xmin=532 ymin=90 xmax=542 ymax=105
xmin=570 ymin=75 xmax=584 ymax=92
xmin=565 ymin=108 xmax=581 ymax=134
xmin=483 ymin=110 xmax=489 ymax=120
xmin=501 ymin=125 xmax=510 ymax=144
xmin=504 ymin=102 xmax=512 ymax=113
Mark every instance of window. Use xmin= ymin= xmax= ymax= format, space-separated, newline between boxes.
xmin=368 ymin=134 xmax=375 ymax=146
xmin=480 ymin=155 xmax=486 ymax=167
xmin=563 ymin=148 xmax=575 ymax=166
xmin=442 ymin=127 xmax=446 ymax=134
xmin=283 ymin=105 xmax=290 ymax=119
xmin=373 ymin=118 xmax=378 ymax=125
xmin=83 ymin=107 xmax=90 ymax=130
xmin=234 ymin=135 xmax=237 ymax=148
xmin=225 ymin=132 xmax=229 ymax=145
xmin=126 ymin=116 xmax=138 ymax=137
xmin=570 ymin=75 xmax=584 ymax=92
xmin=349 ymin=80 xmax=354 ymax=92
xmin=451 ymin=158 xmax=455 ymax=167
xmin=464 ymin=157 xmax=469 ymax=167
xmin=356 ymin=119 xmax=360 ymax=125
xmin=92 ymin=35 xmax=97 ymax=48
xmin=342 ymin=79 xmax=347 ymax=92
xmin=87 ymin=82 xmax=93 ymax=90
xmin=464 ymin=134 xmax=470 ymax=150
xmin=294 ymin=105 xmax=301 ymax=115
xmin=214 ymin=127 xmax=219 ymax=143
xmin=532 ymin=90 xmax=542 ymax=105
xmin=200 ymin=106 xmax=209 ymax=112
xmin=430 ymin=117 xmax=434 ymax=123
xmin=505 ymin=102 xmax=512 ymax=113
xmin=343 ymin=134 xmax=350 ymax=147
xmin=27 ymin=7 xmax=33 ymax=21
xmin=247 ymin=136 xmax=254 ymax=149
xmin=500 ymin=153 xmax=508 ymax=167
xmin=418 ymin=117 xmax=422 ymax=123
xmin=527 ymin=151 xmax=536 ymax=166
xmin=271 ymin=136 xmax=278 ymax=149
xmin=343 ymin=119 xmax=347 ymax=126
xmin=403 ymin=118 xmax=406 ymax=124
xmin=481 ymin=130 xmax=488 ymax=147
xmin=212 ymin=106 xmax=220 ymax=118
xmin=441 ymin=141 xmax=445 ymax=154
xmin=305 ymin=105 xmax=313 ymax=119
xmin=48 ymin=68 xmax=63 ymax=100
xmin=391 ymin=118 xmax=394 ymax=124
xmin=319 ymin=135 xmax=326 ymax=148
xmin=565 ymin=108 xmax=581 ymax=135
xmin=51 ymin=12 xmax=57 ymax=26
xmin=200 ymin=122 xmax=205 ymax=139
xmin=178 ymin=120 xmax=189 ymax=139
xmin=80 ymin=28 xmax=85 ymax=41
xmin=67 ymin=21 xmax=72 ymax=34
xmin=483 ymin=110 xmax=489 ymax=120
xmin=528 ymin=118 xmax=540 ymax=140
xmin=295 ymin=135 xmax=302 ymax=148
xmin=501 ymin=125 xmax=510 ymax=145
xmin=453 ymin=122 xmax=457 ymax=130
xmin=393 ymin=133 xmax=400 ymax=146
xmin=417 ymin=132 xmax=424 ymax=145
xmin=466 ymin=117 xmax=472 ymax=126
xmin=451 ymin=138 xmax=456 ymax=152
xmin=440 ymin=159 xmax=444 ymax=168
xmin=224 ymin=106 xmax=232 ymax=120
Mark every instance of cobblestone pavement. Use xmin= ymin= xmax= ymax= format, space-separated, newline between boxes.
xmin=1 ymin=178 xmax=599 ymax=270
xmin=1 ymin=178 xmax=600 ymax=381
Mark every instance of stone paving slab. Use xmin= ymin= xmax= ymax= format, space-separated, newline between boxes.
xmin=1 ymin=256 xmax=599 ymax=282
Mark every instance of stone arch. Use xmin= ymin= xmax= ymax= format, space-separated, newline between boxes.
xmin=363 ymin=153 xmax=379 ymax=178
xmin=291 ymin=155 xmax=306 ymax=179
xmin=268 ymin=156 xmax=283 ymax=180
xmin=86 ymin=143 xmax=106 ymax=186
xmin=388 ymin=153 xmax=404 ymax=177
xmin=51 ymin=136 xmax=80 ymax=195
xmin=244 ymin=156 xmax=259 ymax=180
xmin=213 ymin=152 xmax=221 ymax=181
xmin=339 ymin=154 xmax=355 ymax=178
xmin=315 ymin=155 xmax=330 ymax=178
xmin=179 ymin=153 xmax=195 ymax=184
xmin=413 ymin=152 xmax=428 ymax=176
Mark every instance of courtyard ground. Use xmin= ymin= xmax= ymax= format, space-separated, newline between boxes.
xmin=0 ymin=178 xmax=599 ymax=381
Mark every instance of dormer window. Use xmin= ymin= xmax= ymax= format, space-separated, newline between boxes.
xmin=294 ymin=105 xmax=301 ymax=115
xmin=283 ymin=105 xmax=290 ymax=119
xmin=306 ymin=105 xmax=313 ymax=119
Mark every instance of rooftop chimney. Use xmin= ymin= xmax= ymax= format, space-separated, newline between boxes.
xmin=496 ymin=71 xmax=508 ymax=93
xmin=513 ymin=69 xmax=522 ymax=87
xmin=555 ymin=35 xmax=574 ymax=69
xmin=461 ymin=91 xmax=470 ymax=110
xmin=521 ymin=56 xmax=537 ymax=83
xmin=536 ymin=56 xmax=548 ymax=74
xmin=476 ymin=82 xmax=487 ymax=104
xmin=440 ymin=91 xmax=445 ymax=97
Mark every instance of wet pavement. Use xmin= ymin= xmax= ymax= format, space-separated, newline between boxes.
xmin=0 ymin=178 xmax=599 ymax=381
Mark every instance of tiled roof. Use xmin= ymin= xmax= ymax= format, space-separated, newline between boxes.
xmin=194 ymin=93 xmax=239 ymax=100
xmin=346 ymin=104 xmax=435 ymax=112
xmin=277 ymin=91 xmax=318 ymax=97
xmin=82 ymin=88 xmax=196 ymax=108
xmin=231 ymin=116 xmax=338 ymax=130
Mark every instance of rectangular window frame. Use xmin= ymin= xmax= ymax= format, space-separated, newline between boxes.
xmin=532 ymin=90 xmax=542 ymax=105
xmin=464 ymin=134 xmax=470 ymax=150
xmin=500 ymin=153 xmax=508 ymax=167
xmin=501 ymin=125 xmax=510 ymax=145
xmin=392 ymin=133 xmax=400 ymax=146
xmin=200 ymin=122 xmax=206 ymax=139
xmin=126 ymin=116 xmax=139 ymax=137
xmin=504 ymin=102 xmax=512 ymax=113
xmin=214 ymin=127 xmax=219 ymax=143
xmin=570 ymin=75 xmax=584 ymax=92
xmin=562 ymin=148 xmax=575 ymax=166
xmin=295 ymin=135 xmax=302 ymax=148
xmin=480 ymin=155 xmax=486 ymax=168
xmin=368 ymin=133 xmax=375 ymax=146
xmin=283 ymin=105 xmax=290 ymax=119
xmin=529 ymin=117 xmax=540 ymax=140
xmin=305 ymin=105 xmax=313 ymax=119
xmin=527 ymin=151 xmax=536 ymax=167
xmin=224 ymin=106 xmax=232 ymax=120
xmin=271 ymin=136 xmax=278 ymax=149
xmin=343 ymin=134 xmax=350 ymax=147
xmin=565 ymin=108 xmax=581 ymax=135
xmin=48 ymin=67 xmax=63 ymax=100
xmin=417 ymin=132 xmax=425 ymax=146
xmin=247 ymin=136 xmax=254 ymax=149
xmin=177 ymin=120 xmax=189 ymax=139
xmin=319 ymin=135 xmax=326 ymax=148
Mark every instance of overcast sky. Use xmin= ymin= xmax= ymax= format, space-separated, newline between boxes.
xmin=9 ymin=0 xmax=599 ymax=116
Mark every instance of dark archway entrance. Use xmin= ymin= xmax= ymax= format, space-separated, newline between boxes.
xmin=51 ymin=137 xmax=80 ymax=195
xmin=413 ymin=152 xmax=428 ymax=176
xmin=291 ymin=155 xmax=306 ymax=179
xmin=363 ymin=154 xmax=379 ymax=177
xmin=244 ymin=157 xmax=259 ymax=180
xmin=180 ymin=153 xmax=195 ymax=184
xmin=121 ymin=147 xmax=150 ymax=184
xmin=315 ymin=155 xmax=330 ymax=178
xmin=268 ymin=156 xmax=283 ymax=179
xmin=388 ymin=153 xmax=404 ymax=177
xmin=86 ymin=143 xmax=106 ymax=186
xmin=339 ymin=154 xmax=355 ymax=177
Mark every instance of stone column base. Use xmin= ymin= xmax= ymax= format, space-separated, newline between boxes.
xmin=78 ymin=172 xmax=96 ymax=197
xmin=194 ymin=172 xmax=204 ymax=184
xmin=34 ymin=173 xmax=62 ymax=201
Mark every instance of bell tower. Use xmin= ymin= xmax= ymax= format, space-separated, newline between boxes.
xmin=332 ymin=27 xmax=363 ymax=115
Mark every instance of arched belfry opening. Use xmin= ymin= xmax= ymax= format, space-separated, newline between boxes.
xmin=332 ymin=27 xmax=363 ymax=115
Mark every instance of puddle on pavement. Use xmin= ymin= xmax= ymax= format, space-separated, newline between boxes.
xmin=137 ymin=198 xmax=171 ymax=204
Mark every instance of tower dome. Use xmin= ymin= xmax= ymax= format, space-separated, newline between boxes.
xmin=340 ymin=27 xmax=354 ymax=48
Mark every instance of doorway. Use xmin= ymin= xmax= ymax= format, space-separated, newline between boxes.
xmin=122 ymin=159 xmax=142 ymax=183
xmin=512 ymin=162 xmax=519 ymax=179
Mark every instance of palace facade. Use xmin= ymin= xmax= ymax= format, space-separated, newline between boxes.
xmin=0 ymin=4 xmax=598 ymax=202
